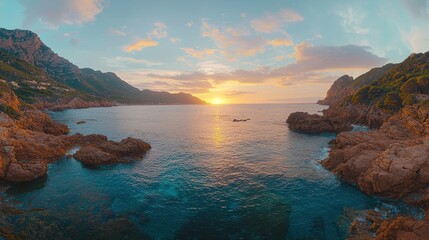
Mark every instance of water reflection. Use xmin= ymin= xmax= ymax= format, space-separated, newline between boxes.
xmin=2 ymin=104 xmax=414 ymax=239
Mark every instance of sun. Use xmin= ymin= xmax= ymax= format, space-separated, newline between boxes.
xmin=212 ymin=98 xmax=223 ymax=105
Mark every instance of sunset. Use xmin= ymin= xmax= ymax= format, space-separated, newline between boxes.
xmin=1 ymin=0 xmax=429 ymax=239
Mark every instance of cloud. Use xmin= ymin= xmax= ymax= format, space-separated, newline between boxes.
xmin=401 ymin=26 xmax=429 ymax=53
xmin=109 ymin=28 xmax=126 ymax=36
xmin=170 ymin=37 xmax=181 ymax=43
xmin=197 ymin=61 xmax=233 ymax=74
xmin=124 ymin=38 xmax=159 ymax=52
xmin=148 ymin=22 xmax=168 ymax=39
xmin=336 ymin=6 xmax=369 ymax=35
xmin=223 ymin=90 xmax=254 ymax=97
xmin=200 ymin=20 xmax=295 ymax=59
xmin=268 ymin=39 xmax=294 ymax=47
xmin=141 ymin=43 xmax=386 ymax=89
xmin=20 ymin=0 xmax=104 ymax=28
xmin=251 ymin=9 xmax=303 ymax=33
xmin=201 ymin=20 xmax=267 ymax=59
xmin=105 ymin=56 xmax=162 ymax=68
xmin=182 ymin=48 xmax=217 ymax=59
xmin=186 ymin=21 xmax=194 ymax=28
xmin=280 ymin=42 xmax=387 ymax=72
xmin=130 ymin=71 xmax=213 ymax=93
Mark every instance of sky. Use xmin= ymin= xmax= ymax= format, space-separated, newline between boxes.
xmin=0 ymin=0 xmax=429 ymax=104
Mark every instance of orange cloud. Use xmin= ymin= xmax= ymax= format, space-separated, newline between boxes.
xmin=251 ymin=9 xmax=303 ymax=33
xmin=182 ymin=48 xmax=217 ymax=59
xmin=201 ymin=20 xmax=266 ymax=59
xmin=124 ymin=39 xmax=159 ymax=52
xmin=268 ymin=39 xmax=294 ymax=47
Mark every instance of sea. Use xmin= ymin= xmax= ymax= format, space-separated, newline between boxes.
xmin=0 ymin=104 xmax=422 ymax=239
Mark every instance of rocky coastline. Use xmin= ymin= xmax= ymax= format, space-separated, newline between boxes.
xmin=0 ymin=83 xmax=151 ymax=182
xmin=286 ymin=52 xmax=429 ymax=239
xmin=34 ymin=97 xmax=114 ymax=111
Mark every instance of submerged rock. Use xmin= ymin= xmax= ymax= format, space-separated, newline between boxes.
xmin=286 ymin=112 xmax=352 ymax=134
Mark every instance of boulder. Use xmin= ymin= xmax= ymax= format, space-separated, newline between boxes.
xmin=73 ymin=137 xmax=151 ymax=166
xmin=286 ymin=112 xmax=352 ymax=134
xmin=73 ymin=146 xmax=119 ymax=166
xmin=375 ymin=217 xmax=429 ymax=240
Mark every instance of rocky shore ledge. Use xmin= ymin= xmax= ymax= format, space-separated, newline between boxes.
xmin=287 ymin=107 xmax=429 ymax=239
xmin=34 ymin=97 xmax=114 ymax=111
xmin=323 ymin=104 xmax=429 ymax=239
xmin=286 ymin=52 xmax=429 ymax=239
xmin=0 ymin=83 xmax=150 ymax=182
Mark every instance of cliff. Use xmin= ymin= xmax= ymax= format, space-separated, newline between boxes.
xmin=317 ymin=75 xmax=354 ymax=105
xmin=317 ymin=64 xmax=396 ymax=107
xmin=0 ymin=28 xmax=206 ymax=105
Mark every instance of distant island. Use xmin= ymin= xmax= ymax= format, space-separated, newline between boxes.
xmin=0 ymin=28 xmax=206 ymax=110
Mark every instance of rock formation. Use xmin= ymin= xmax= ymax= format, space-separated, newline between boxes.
xmin=288 ymin=52 xmax=429 ymax=238
xmin=36 ymin=97 xmax=113 ymax=111
xmin=73 ymin=137 xmax=151 ymax=166
xmin=286 ymin=112 xmax=352 ymax=133
xmin=317 ymin=64 xmax=395 ymax=107
xmin=322 ymin=105 xmax=429 ymax=202
xmin=0 ymin=83 xmax=151 ymax=182
xmin=317 ymin=75 xmax=354 ymax=105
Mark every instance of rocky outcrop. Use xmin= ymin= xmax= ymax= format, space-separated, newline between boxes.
xmin=347 ymin=209 xmax=429 ymax=240
xmin=0 ymin=83 xmax=151 ymax=182
xmin=286 ymin=112 xmax=352 ymax=133
xmin=317 ymin=64 xmax=395 ymax=107
xmin=0 ymin=122 xmax=151 ymax=182
xmin=36 ymin=97 xmax=113 ymax=111
xmin=322 ymin=105 xmax=429 ymax=202
xmin=73 ymin=137 xmax=151 ymax=166
xmin=17 ymin=110 xmax=69 ymax=135
xmin=317 ymin=75 xmax=354 ymax=105
xmin=324 ymin=101 xmax=389 ymax=128
xmin=375 ymin=217 xmax=429 ymax=240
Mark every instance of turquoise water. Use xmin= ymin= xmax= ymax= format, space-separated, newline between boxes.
xmin=0 ymin=104 xmax=419 ymax=239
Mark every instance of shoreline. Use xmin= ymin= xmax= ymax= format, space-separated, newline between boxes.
xmin=0 ymin=84 xmax=152 ymax=183
xmin=286 ymin=102 xmax=429 ymax=238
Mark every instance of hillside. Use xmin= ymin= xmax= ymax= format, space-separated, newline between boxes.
xmin=317 ymin=64 xmax=396 ymax=106
xmin=0 ymin=28 xmax=205 ymax=105
xmin=320 ymin=53 xmax=429 ymax=127
xmin=288 ymin=51 xmax=429 ymax=239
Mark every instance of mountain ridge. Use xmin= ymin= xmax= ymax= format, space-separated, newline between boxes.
xmin=0 ymin=27 xmax=206 ymax=105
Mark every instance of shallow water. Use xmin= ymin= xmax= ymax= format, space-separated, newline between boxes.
xmin=0 ymin=104 xmax=421 ymax=239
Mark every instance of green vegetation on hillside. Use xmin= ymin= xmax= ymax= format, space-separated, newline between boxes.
xmin=351 ymin=53 xmax=429 ymax=112
xmin=0 ymin=28 xmax=206 ymax=105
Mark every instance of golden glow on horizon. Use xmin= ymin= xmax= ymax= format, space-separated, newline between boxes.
xmin=211 ymin=98 xmax=223 ymax=104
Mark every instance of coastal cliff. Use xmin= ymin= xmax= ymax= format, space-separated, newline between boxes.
xmin=0 ymin=82 xmax=151 ymax=182
xmin=287 ymin=51 xmax=429 ymax=239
